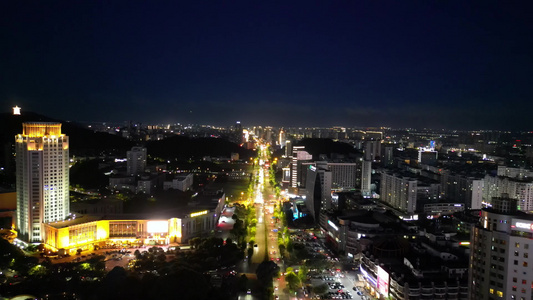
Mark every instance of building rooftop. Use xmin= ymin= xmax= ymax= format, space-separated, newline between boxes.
xmin=46 ymin=195 xmax=223 ymax=229
xmin=46 ymin=215 xmax=104 ymax=229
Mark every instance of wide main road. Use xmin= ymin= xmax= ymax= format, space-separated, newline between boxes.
xmin=251 ymin=159 xmax=267 ymax=264
xmin=250 ymin=144 xmax=290 ymax=300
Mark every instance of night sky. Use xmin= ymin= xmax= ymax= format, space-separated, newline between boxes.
xmin=1 ymin=2 xmax=532 ymax=130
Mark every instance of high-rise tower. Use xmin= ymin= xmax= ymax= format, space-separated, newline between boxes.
xmin=16 ymin=122 xmax=69 ymax=242
xmin=364 ymin=140 xmax=381 ymax=162
xmin=361 ymin=160 xmax=372 ymax=197
xmin=127 ymin=146 xmax=147 ymax=176
xmin=291 ymin=146 xmax=313 ymax=188
xmin=469 ymin=197 xmax=533 ymax=300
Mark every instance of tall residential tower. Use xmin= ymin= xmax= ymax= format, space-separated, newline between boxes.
xmin=469 ymin=197 xmax=533 ymax=300
xmin=127 ymin=146 xmax=147 ymax=176
xmin=16 ymin=122 xmax=69 ymax=242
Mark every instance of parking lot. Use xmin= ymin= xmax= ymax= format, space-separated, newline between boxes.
xmin=291 ymin=230 xmax=369 ymax=300
xmin=41 ymin=245 xmax=173 ymax=271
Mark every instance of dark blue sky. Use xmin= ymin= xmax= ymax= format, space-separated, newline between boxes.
xmin=1 ymin=1 xmax=532 ymax=130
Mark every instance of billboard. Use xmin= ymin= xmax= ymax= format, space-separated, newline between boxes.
xmin=377 ymin=266 xmax=389 ymax=297
xmin=513 ymin=220 xmax=533 ymax=232
xmin=147 ymin=221 xmax=169 ymax=233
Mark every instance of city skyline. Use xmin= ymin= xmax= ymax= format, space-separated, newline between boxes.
xmin=2 ymin=2 xmax=533 ymax=130
xmin=6 ymin=108 xmax=533 ymax=133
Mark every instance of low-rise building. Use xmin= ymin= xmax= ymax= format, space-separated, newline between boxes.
xmin=109 ymin=176 xmax=136 ymax=192
xmin=42 ymin=191 xmax=225 ymax=254
xmin=171 ymin=173 xmax=194 ymax=191
xmin=359 ymin=237 xmax=469 ymax=300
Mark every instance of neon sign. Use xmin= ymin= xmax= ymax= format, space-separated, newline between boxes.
xmin=377 ymin=266 xmax=389 ymax=297
xmin=515 ymin=222 xmax=533 ymax=231
xmin=190 ymin=210 xmax=208 ymax=218
xmin=328 ymin=220 xmax=338 ymax=231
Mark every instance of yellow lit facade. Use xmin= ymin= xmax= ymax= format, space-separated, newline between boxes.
xmin=16 ymin=122 xmax=69 ymax=242
xmin=43 ymin=209 xmax=218 ymax=253
xmin=22 ymin=123 xmax=62 ymax=138
xmin=169 ymin=218 xmax=182 ymax=239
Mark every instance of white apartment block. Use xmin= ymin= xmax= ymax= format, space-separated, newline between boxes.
xmin=484 ymin=174 xmax=533 ymax=211
xmin=380 ymin=172 xmax=417 ymax=214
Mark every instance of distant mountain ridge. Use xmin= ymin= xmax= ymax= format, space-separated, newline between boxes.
xmin=0 ymin=111 xmax=133 ymax=159
xmin=295 ymin=138 xmax=362 ymax=159
xmin=146 ymin=135 xmax=254 ymax=160
xmin=1 ymin=112 xmax=253 ymax=166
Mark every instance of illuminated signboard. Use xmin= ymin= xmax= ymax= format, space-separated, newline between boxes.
xmin=147 ymin=221 xmax=169 ymax=233
xmin=190 ymin=210 xmax=208 ymax=218
xmin=328 ymin=220 xmax=339 ymax=231
xmin=377 ymin=266 xmax=390 ymax=297
xmin=514 ymin=221 xmax=533 ymax=231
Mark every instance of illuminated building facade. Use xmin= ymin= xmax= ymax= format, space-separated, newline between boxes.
xmin=43 ymin=190 xmax=225 ymax=253
xmin=43 ymin=209 xmax=218 ymax=253
xmin=16 ymin=122 xmax=69 ymax=242
xmin=469 ymin=197 xmax=533 ymax=300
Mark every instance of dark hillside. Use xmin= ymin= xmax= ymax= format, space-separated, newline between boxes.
xmin=146 ymin=135 xmax=254 ymax=160
xmin=0 ymin=112 xmax=132 ymax=157
xmin=295 ymin=138 xmax=361 ymax=159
